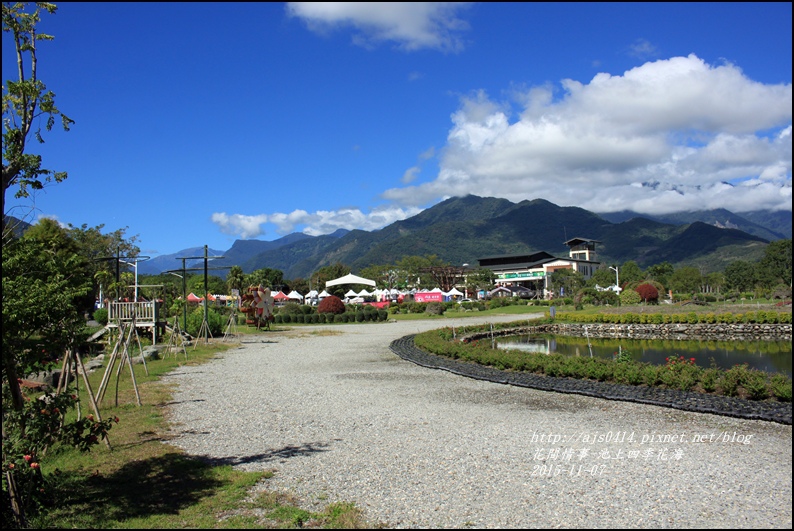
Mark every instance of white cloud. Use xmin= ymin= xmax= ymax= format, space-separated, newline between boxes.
xmin=402 ymin=166 xmax=420 ymax=184
xmin=286 ymin=2 xmax=472 ymax=52
xmin=627 ymin=38 xmax=658 ymax=60
xmin=382 ymin=54 xmax=792 ymax=215
xmin=211 ymin=205 xmax=424 ymax=239
xmin=211 ymin=213 xmax=270 ymax=239
xmin=213 ymin=55 xmax=791 ymax=242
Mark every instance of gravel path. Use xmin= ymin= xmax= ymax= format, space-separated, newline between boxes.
xmin=164 ymin=316 xmax=792 ymax=528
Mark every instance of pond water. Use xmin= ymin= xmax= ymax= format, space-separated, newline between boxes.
xmin=496 ymin=334 xmax=792 ymax=377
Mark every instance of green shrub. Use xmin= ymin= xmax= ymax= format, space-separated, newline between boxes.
xmin=282 ymin=302 xmax=302 ymax=315
xmin=718 ymin=365 xmax=744 ymax=397
xmin=620 ymin=289 xmax=641 ymax=305
xmin=425 ymin=302 xmax=445 ymax=315
xmin=742 ymin=370 xmax=770 ymax=400
xmin=333 ymin=314 xmax=344 ymax=323
xmin=700 ymin=368 xmax=720 ymax=392
xmin=770 ymin=374 xmax=792 ymax=402
xmin=186 ymin=307 xmax=224 ymax=337
xmin=92 ymin=307 xmax=109 ymax=326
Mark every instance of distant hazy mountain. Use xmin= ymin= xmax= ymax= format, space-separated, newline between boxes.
xmin=138 ymin=246 xmax=227 ymax=275
xmin=739 ymin=210 xmax=792 ymax=239
xmin=2 ymin=215 xmax=32 ymax=239
xmin=138 ymin=196 xmax=783 ymax=277
xmin=597 ymin=208 xmax=790 ymax=241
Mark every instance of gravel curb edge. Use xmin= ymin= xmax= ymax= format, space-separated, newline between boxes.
xmin=390 ymin=334 xmax=792 ymax=425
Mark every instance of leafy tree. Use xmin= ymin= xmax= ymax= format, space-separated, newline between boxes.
xmin=549 ymin=268 xmax=584 ymax=298
xmin=645 ymin=261 xmax=674 ymax=290
xmin=3 ymin=236 xmax=113 ymax=525
xmin=619 ymin=260 xmax=644 ymax=286
xmin=285 ymin=277 xmax=309 ymax=295
xmin=2 ymin=2 xmax=74 ymax=220
xmin=21 ymin=218 xmax=94 ymax=312
xmin=724 ymin=260 xmax=756 ymax=293
xmin=669 ymin=266 xmax=702 ymax=295
xmin=464 ymin=267 xmax=495 ymax=296
xmin=756 ymin=239 xmax=792 ymax=289
xmin=66 ymin=223 xmax=139 ymax=303
xmin=226 ymin=265 xmax=245 ymax=294
xmin=246 ymin=267 xmax=285 ymax=291
xmin=358 ymin=264 xmax=395 ymax=289
xmin=702 ymin=272 xmax=725 ymax=296
xmin=187 ymin=273 xmax=226 ymax=297
xmin=588 ymin=265 xmax=619 ymax=289
xmin=396 ymin=255 xmax=446 ymax=288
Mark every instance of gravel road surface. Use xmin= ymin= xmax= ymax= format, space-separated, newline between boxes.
xmin=164 ymin=316 xmax=792 ymax=528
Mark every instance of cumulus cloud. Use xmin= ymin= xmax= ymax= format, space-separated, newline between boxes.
xmin=211 ymin=205 xmax=424 ymax=239
xmin=382 ymin=54 xmax=792 ymax=215
xmin=286 ymin=2 xmax=472 ymax=52
xmin=212 ymin=54 xmax=790 ymax=241
xmin=211 ymin=213 xmax=270 ymax=239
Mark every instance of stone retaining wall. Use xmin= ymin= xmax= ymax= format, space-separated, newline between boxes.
xmin=464 ymin=323 xmax=791 ymax=342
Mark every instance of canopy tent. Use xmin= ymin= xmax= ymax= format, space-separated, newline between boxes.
xmin=344 ymin=289 xmax=359 ymax=297
xmin=318 ymin=290 xmax=331 ymax=298
xmin=272 ymin=291 xmax=290 ymax=301
xmin=305 ymin=290 xmax=319 ymax=298
xmin=445 ymin=287 xmax=464 ymax=296
xmin=325 ymin=273 xmax=376 ymax=288
xmin=187 ymin=292 xmax=204 ymax=302
xmin=357 ymin=289 xmax=372 ymax=297
xmin=287 ymin=290 xmax=303 ymax=300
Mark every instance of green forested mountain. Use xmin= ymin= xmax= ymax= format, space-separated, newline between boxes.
xmin=239 ymin=196 xmax=771 ymax=277
xmin=7 ymin=197 xmax=778 ymax=279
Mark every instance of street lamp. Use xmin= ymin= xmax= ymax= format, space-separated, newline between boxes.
xmin=119 ymin=255 xmax=151 ymax=300
xmin=609 ymin=266 xmax=620 ymax=291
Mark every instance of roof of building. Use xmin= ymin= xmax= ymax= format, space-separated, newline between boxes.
xmin=478 ymin=251 xmax=556 ymax=268
xmin=564 ymin=237 xmax=602 ymax=246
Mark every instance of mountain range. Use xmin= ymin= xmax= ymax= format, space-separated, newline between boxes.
xmin=134 ymin=196 xmax=790 ymax=278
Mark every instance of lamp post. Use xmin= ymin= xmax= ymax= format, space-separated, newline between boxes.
xmin=609 ymin=266 xmax=619 ymax=291
xmin=119 ymin=258 xmax=139 ymax=300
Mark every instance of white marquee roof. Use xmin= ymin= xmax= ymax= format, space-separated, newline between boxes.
xmin=326 ymin=273 xmax=376 ymax=288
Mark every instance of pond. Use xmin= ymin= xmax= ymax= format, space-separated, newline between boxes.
xmin=496 ymin=334 xmax=792 ymax=377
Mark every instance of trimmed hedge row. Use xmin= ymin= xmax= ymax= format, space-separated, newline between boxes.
xmin=554 ymin=310 xmax=792 ymax=324
xmin=413 ymin=325 xmax=792 ymax=402
xmin=273 ymin=309 xmax=388 ymax=324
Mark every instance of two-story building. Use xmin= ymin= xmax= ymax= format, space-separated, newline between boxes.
xmin=477 ymin=238 xmax=601 ymax=298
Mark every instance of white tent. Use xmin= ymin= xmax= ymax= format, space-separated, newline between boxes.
xmin=326 ymin=273 xmax=376 ymax=288
xmin=445 ymin=287 xmax=464 ymax=296
xmin=287 ymin=290 xmax=303 ymax=301
xmin=318 ymin=290 xmax=330 ymax=298
xmin=344 ymin=289 xmax=358 ymax=297
xmin=357 ymin=289 xmax=372 ymax=297
xmin=305 ymin=290 xmax=318 ymax=298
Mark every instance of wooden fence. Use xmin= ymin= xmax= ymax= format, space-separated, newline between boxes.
xmin=108 ymin=301 xmax=158 ymax=323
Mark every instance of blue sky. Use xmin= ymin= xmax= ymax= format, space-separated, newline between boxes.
xmin=3 ymin=2 xmax=791 ymax=257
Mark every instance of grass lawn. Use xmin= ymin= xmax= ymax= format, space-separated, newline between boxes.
xmin=25 ymin=339 xmax=369 ymax=529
